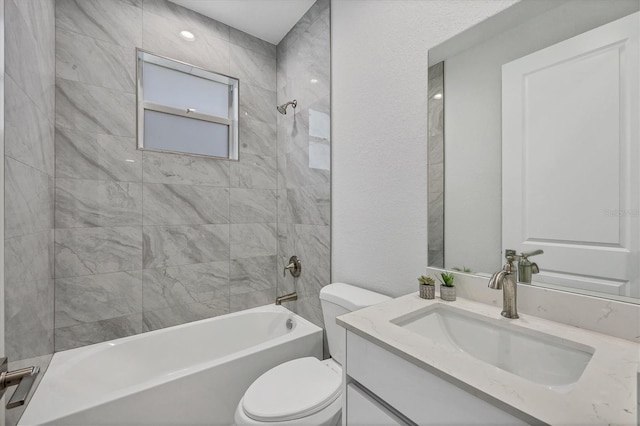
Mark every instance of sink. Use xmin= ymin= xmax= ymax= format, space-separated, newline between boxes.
xmin=391 ymin=304 xmax=594 ymax=391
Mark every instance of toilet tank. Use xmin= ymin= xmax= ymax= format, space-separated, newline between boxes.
xmin=319 ymin=283 xmax=391 ymax=365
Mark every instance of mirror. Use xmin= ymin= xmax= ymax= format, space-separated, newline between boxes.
xmin=427 ymin=0 xmax=640 ymax=303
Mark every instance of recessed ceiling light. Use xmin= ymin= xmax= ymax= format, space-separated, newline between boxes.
xmin=125 ymin=159 xmax=136 ymax=163
xmin=310 ymin=78 xmax=318 ymax=84
xmin=180 ymin=30 xmax=195 ymax=41
xmin=434 ymin=93 xmax=443 ymax=100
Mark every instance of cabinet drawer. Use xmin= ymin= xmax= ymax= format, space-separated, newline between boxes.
xmin=346 ymin=383 xmax=407 ymax=425
xmin=345 ymin=331 xmax=528 ymax=425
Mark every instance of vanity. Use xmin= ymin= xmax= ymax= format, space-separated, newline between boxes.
xmin=337 ymin=293 xmax=639 ymax=425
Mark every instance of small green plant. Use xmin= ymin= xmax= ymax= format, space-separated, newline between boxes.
xmin=418 ymin=275 xmax=435 ymax=286
xmin=438 ymin=272 xmax=455 ymax=287
xmin=451 ymin=266 xmax=472 ymax=273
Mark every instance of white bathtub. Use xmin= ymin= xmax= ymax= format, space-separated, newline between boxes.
xmin=20 ymin=305 xmax=323 ymax=425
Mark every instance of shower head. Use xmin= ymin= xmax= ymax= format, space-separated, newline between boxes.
xmin=277 ymin=99 xmax=297 ymax=115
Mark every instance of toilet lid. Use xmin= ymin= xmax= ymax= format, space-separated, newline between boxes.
xmin=242 ymin=357 xmax=342 ymax=422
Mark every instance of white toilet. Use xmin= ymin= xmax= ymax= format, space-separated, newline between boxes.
xmin=234 ymin=283 xmax=391 ymax=425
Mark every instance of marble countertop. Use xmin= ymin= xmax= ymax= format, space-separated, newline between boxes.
xmin=337 ymin=293 xmax=639 ymax=425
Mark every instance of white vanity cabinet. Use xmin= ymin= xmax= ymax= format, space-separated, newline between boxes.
xmin=343 ymin=331 xmax=528 ymax=425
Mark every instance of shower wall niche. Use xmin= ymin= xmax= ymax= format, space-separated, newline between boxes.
xmin=49 ymin=0 xmax=331 ymax=351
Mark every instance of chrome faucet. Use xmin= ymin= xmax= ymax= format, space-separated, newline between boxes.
xmin=489 ymin=249 xmax=521 ymax=319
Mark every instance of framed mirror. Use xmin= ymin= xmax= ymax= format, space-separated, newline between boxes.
xmin=427 ymin=0 xmax=640 ymax=303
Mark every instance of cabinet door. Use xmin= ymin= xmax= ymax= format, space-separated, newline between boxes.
xmin=346 ymin=384 xmax=407 ymax=426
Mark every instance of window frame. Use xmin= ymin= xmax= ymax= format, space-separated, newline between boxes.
xmin=136 ymin=49 xmax=240 ymax=160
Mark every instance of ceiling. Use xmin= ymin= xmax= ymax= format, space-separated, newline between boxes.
xmin=168 ymin=0 xmax=316 ymax=45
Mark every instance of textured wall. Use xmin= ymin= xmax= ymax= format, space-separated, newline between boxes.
xmin=54 ymin=0 xmax=279 ymax=350
xmin=331 ymin=0 xmax=518 ymax=296
xmin=4 ymin=0 xmax=56 ymax=361
xmin=276 ymin=0 xmax=331 ymax=327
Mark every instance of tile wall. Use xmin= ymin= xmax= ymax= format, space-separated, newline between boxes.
xmin=276 ymin=0 xmax=331 ymax=328
xmin=53 ymin=0 xmax=280 ymax=350
xmin=4 ymin=0 xmax=56 ymax=361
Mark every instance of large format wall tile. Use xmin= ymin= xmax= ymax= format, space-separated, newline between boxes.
xmin=286 ymin=185 xmax=330 ymax=226
xmin=54 ymin=271 xmax=143 ymax=328
xmin=230 ymin=189 xmax=276 ymax=223
xmin=240 ymin=83 xmax=277 ymax=124
xmin=239 ymin=118 xmax=277 ymax=157
xmin=142 ymin=298 xmax=229 ymax=332
xmin=230 ymin=255 xmax=276 ymax=295
xmin=230 ymin=223 xmax=277 ymax=259
xmin=5 ymin=231 xmax=53 ymax=285
xmin=55 ymin=0 xmax=142 ymax=48
xmin=230 ymin=288 xmax=275 ymax=312
xmin=5 ymin=278 xmax=54 ymax=359
xmin=5 ymin=158 xmax=54 ymax=239
xmin=56 ymin=78 xmax=136 ymax=137
xmin=5 ymin=76 xmax=54 ymax=176
xmin=56 ymin=126 xmax=141 ymax=182
xmin=56 ymin=28 xmax=136 ymax=93
xmin=142 ymin=261 xmax=229 ymax=311
xmin=230 ymin=154 xmax=277 ymax=189
xmin=143 ymin=184 xmax=229 ymax=226
xmin=55 ymin=179 xmax=142 ymax=228
xmin=55 ymin=227 xmax=143 ymax=278
xmin=5 ymin=0 xmax=55 ymax=119
xmin=142 ymin=151 xmax=229 ymax=186
xmin=143 ymin=224 xmax=229 ymax=269
xmin=54 ymin=313 xmax=143 ymax=351
xmin=230 ymin=45 xmax=276 ymax=92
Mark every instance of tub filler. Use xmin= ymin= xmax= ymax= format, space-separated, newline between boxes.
xmin=20 ymin=305 xmax=322 ymax=425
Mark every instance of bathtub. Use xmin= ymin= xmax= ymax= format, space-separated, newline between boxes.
xmin=20 ymin=304 xmax=323 ymax=425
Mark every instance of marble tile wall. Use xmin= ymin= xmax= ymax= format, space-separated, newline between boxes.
xmin=4 ymin=0 xmax=56 ymax=363
xmin=54 ymin=0 xmax=279 ymax=350
xmin=427 ymin=62 xmax=444 ymax=268
xmin=276 ymin=0 xmax=331 ymax=330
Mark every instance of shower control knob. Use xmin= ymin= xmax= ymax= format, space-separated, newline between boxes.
xmin=283 ymin=256 xmax=302 ymax=277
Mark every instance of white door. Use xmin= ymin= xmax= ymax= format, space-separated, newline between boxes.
xmin=502 ymin=12 xmax=639 ymax=297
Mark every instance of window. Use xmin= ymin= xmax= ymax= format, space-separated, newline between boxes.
xmin=137 ymin=50 xmax=239 ymax=160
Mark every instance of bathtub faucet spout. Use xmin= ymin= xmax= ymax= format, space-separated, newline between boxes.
xmin=275 ymin=292 xmax=298 ymax=305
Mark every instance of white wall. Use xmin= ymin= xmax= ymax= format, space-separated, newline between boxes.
xmin=331 ymin=0 xmax=517 ymax=297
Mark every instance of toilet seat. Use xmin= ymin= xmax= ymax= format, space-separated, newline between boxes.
xmin=242 ymin=357 xmax=341 ymax=422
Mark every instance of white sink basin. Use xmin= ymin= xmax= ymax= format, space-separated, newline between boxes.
xmin=391 ymin=304 xmax=594 ymax=391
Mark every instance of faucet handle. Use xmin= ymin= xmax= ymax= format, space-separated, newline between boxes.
xmin=283 ymin=256 xmax=301 ymax=278
xmin=520 ymin=249 xmax=543 ymax=259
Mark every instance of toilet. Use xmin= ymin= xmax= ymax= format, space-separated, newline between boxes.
xmin=234 ymin=283 xmax=391 ymax=425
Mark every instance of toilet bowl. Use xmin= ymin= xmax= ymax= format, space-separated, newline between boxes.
xmin=234 ymin=358 xmax=342 ymax=426
xmin=234 ymin=283 xmax=391 ymax=426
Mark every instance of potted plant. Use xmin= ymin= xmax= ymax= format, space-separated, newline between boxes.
xmin=438 ymin=272 xmax=456 ymax=301
xmin=417 ymin=275 xmax=435 ymax=299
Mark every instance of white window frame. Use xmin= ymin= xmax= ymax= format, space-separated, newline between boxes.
xmin=136 ymin=49 xmax=240 ymax=160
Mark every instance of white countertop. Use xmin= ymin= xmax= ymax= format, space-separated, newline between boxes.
xmin=337 ymin=293 xmax=639 ymax=425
